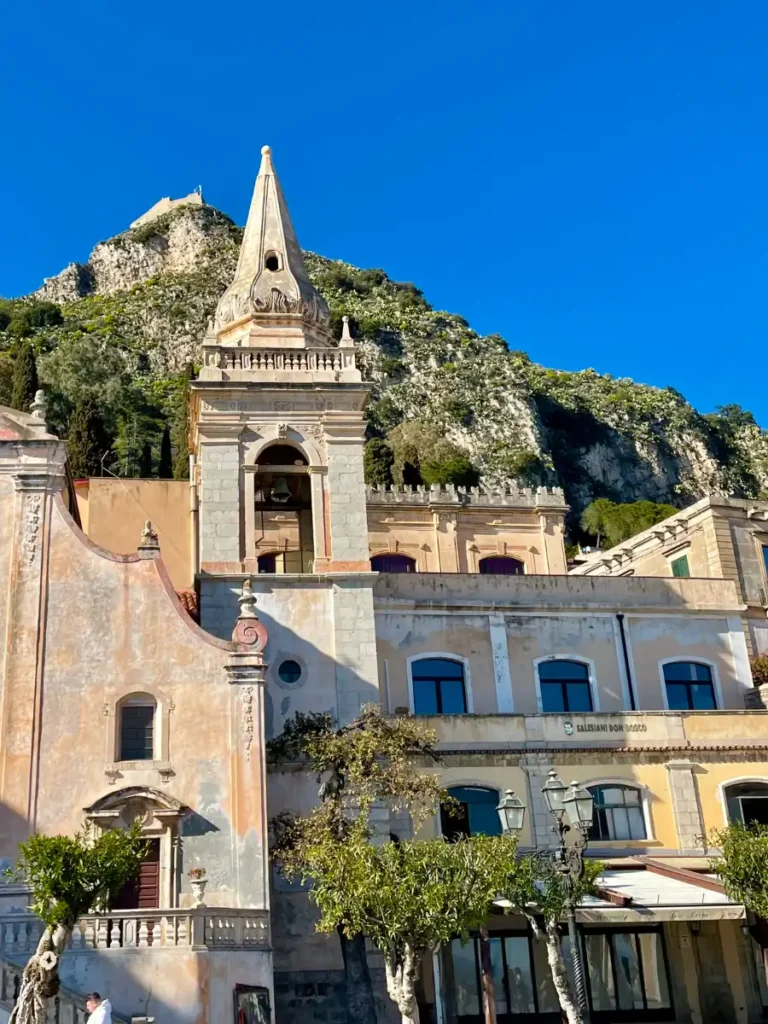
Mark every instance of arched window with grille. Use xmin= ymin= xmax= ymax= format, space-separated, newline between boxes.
xmin=537 ymin=659 xmax=594 ymax=713
xmin=118 ymin=694 xmax=157 ymax=761
xmin=588 ymin=784 xmax=647 ymax=841
xmin=478 ymin=556 xmax=524 ymax=575
xmin=440 ymin=786 xmax=501 ymax=839
xmin=662 ymin=661 xmax=717 ymax=710
xmin=411 ymin=657 xmax=468 ymax=714
xmin=371 ymin=554 xmax=416 ymax=573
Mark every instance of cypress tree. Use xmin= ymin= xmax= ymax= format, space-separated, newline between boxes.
xmin=11 ymin=342 xmax=38 ymax=412
xmin=172 ymin=362 xmax=195 ymax=481
xmin=158 ymin=425 xmax=173 ymax=478
xmin=138 ymin=442 xmax=153 ymax=478
xmin=67 ymin=397 xmax=108 ymax=479
xmin=363 ymin=438 xmax=394 ymax=486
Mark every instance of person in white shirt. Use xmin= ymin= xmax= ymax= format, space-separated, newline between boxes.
xmin=85 ymin=993 xmax=112 ymax=1024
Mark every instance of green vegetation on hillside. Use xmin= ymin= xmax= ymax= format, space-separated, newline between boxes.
xmin=0 ymin=206 xmax=766 ymax=537
xmin=580 ymin=498 xmax=679 ymax=548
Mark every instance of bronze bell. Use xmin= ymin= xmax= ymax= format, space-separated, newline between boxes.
xmin=270 ymin=476 xmax=291 ymax=503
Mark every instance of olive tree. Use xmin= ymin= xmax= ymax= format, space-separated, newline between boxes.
xmin=269 ymin=706 xmax=446 ymax=1024
xmin=496 ymin=854 xmax=602 ymax=1024
xmin=295 ymin=828 xmax=521 ymax=1024
xmin=7 ymin=823 xmax=146 ymax=1024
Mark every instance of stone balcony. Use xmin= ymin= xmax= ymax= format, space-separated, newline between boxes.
xmin=421 ymin=709 xmax=768 ymax=753
xmin=0 ymin=908 xmax=270 ymax=955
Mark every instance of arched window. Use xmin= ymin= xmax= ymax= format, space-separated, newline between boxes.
xmin=119 ymin=695 xmax=157 ymax=762
xmin=253 ymin=443 xmax=313 ymax=573
xmin=479 ymin=556 xmax=524 ymax=575
xmin=411 ymin=658 xmax=467 ymax=714
xmin=663 ymin=662 xmax=717 ymax=710
xmin=725 ymin=782 xmax=768 ymax=826
xmin=538 ymin=660 xmax=593 ymax=713
xmin=371 ymin=554 xmax=416 ymax=573
xmin=441 ymin=786 xmax=501 ymax=839
xmin=588 ymin=785 xmax=647 ymax=841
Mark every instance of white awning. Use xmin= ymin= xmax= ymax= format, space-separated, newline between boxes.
xmin=493 ymin=867 xmax=744 ymax=924
xmin=578 ymin=869 xmax=744 ymax=923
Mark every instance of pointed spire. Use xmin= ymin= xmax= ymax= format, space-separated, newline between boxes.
xmin=214 ymin=145 xmax=331 ymax=333
xmin=339 ymin=315 xmax=354 ymax=348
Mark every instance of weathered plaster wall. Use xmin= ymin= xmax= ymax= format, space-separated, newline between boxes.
xmin=201 ymin=576 xmax=380 ymax=732
xmin=74 ymin=479 xmax=192 ymax=590
xmin=59 ymin=948 xmax=273 ymax=1024
xmin=0 ymin=495 xmax=269 ymax=912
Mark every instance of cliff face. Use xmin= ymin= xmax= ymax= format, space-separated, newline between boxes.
xmin=10 ymin=202 xmax=768 ymax=518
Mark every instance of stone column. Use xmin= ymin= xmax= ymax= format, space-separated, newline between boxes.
xmin=225 ymin=581 xmax=270 ymax=908
xmin=332 ymin=579 xmax=380 ymax=724
xmin=199 ymin=437 xmax=241 ymax=567
xmin=0 ymin=442 xmax=67 ymax=851
xmin=489 ymin=613 xmax=514 ymax=712
xmin=324 ymin=419 xmax=370 ymax=572
xmin=520 ymin=754 xmax=557 ymax=849
xmin=667 ymin=760 xmax=705 ymax=853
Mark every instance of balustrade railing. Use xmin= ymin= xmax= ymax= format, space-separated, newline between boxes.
xmin=0 ymin=908 xmax=269 ymax=955
xmin=203 ymin=346 xmax=356 ymax=374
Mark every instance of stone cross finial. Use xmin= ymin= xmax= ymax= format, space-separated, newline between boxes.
xmin=30 ymin=390 xmax=47 ymax=422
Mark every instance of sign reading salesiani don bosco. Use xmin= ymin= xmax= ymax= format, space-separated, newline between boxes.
xmin=564 ymin=719 xmax=648 ymax=735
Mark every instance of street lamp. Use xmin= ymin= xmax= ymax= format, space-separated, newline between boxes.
xmin=542 ymin=768 xmax=568 ymax=819
xmin=563 ymin=780 xmax=595 ymax=833
xmin=498 ymin=773 xmax=595 ymax=1024
xmin=496 ymin=790 xmax=525 ymax=835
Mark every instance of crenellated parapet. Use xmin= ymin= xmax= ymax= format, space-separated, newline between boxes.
xmin=365 ymin=483 xmax=568 ymax=509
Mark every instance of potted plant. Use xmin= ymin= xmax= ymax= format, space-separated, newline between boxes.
xmin=188 ymin=867 xmax=207 ymax=907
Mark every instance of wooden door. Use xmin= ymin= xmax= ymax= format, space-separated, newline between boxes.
xmin=113 ymin=839 xmax=160 ymax=909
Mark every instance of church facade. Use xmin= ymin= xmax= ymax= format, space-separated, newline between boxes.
xmin=1 ymin=148 xmax=768 ymax=1024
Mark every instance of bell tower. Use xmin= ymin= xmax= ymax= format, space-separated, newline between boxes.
xmin=191 ymin=147 xmax=378 ymax=725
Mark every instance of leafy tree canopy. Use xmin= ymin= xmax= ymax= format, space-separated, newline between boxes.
xmin=580 ymin=497 xmax=678 ymax=547
xmin=8 ymin=822 xmax=146 ymax=929
xmin=711 ymin=822 xmax=768 ymax=919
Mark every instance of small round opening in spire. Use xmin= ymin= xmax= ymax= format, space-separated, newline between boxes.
xmin=265 ymin=252 xmax=280 ymax=272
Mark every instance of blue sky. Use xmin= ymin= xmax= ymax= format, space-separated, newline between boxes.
xmin=2 ymin=0 xmax=767 ymax=424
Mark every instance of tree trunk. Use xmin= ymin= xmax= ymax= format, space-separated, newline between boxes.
xmin=478 ymin=927 xmax=497 ymax=1024
xmin=9 ymin=924 xmax=70 ymax=1024
xmin=384 ymin=945 xmax=420 ymax=1024
xmin=543 ymin=918 xmax=582 ymax=1024
xmin=338 ymin=927 xmax=377 ymax=1024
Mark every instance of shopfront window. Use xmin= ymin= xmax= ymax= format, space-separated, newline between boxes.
xmin=448 ymin=927 xmax=671 ymax=1022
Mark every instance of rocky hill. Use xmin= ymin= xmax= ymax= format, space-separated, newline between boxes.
xmin=2 ymin=201 xmax=767 ymax=527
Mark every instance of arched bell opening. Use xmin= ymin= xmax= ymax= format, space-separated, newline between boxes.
xmin=254 ymin=443 xmax=314 ymax=573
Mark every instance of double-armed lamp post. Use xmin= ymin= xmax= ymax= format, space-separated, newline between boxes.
xmin=496 ymin=770 xmax=595 ymax=1024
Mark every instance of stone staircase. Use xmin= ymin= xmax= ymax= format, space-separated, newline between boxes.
xmin=0 ymin=955 xmax=130 ymax=1024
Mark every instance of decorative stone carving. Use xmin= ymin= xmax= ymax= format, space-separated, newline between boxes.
xmin=232 ymin=579 xmax=268 ymax=651
xmin=277 ymin=423 xmax=289 ymax=439
xmin=241 ymin=686 xmax=254 ymax=761
xmin=30 ymin=390 xmax=47 ymax=422
xmin=20 ymin=494 xmax=42 ymax=568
